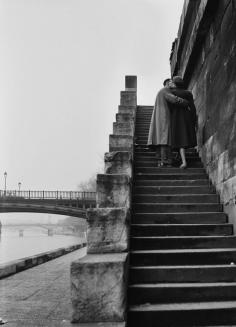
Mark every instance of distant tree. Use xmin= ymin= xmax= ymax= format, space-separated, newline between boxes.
xmin=77 ymin=173 xmax=97 ymax=192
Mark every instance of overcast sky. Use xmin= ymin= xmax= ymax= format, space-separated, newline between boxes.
xmin=0 ymin=0 xmax=184 ymax=191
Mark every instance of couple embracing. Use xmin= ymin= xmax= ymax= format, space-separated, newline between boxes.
xmin=147 ymin=76 xmax=197 ymax=169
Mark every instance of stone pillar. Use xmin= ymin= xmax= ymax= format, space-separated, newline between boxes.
xmin=71 ymin=76 xmax=137 ymax=325
xmin=125 ymin=75 xmax=137 ymax=91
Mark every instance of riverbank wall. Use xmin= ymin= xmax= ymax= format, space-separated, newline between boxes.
xmin=0 ymin=242 xmax=86 ymax=279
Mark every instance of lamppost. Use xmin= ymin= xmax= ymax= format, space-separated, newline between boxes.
xmin=18 ymin=182 xmax=22 ymax=195
xmin=4 ymin=172 xmax=7 ymax=196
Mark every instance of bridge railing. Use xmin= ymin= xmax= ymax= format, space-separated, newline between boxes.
xmin=0 ymin=190 xmax=96 ymax=200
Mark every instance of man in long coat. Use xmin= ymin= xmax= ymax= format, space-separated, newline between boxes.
xmin=147 ymin=79 xmax=189 ymax=166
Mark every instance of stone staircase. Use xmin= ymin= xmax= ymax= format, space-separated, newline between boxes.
xmin=127 ymin=106 xmax=236 ymax=326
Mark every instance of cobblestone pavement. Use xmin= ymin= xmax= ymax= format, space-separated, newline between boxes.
xmin=0 ymin=247 xmax=88 ymax=326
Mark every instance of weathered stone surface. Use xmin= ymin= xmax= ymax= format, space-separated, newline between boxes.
xmin=109 ymin=135 xmax=133 ymax=152
xmin=113 ymin=122 xmax=134 ymax=136
xmin=96 ymin=174 xmax=130 ymax=208
xmin=116 ymin=113 xmax=135 ymax=123
xmin=71 ymin=253 xmax=128 ymax=323
xmin=118 ymin=105 xmax=136 ymax=115
xmin=86 ymin=207 xmax=130 ymax=253
xmin=171 ymin=0 xmax=236 ymax=222
xmin=125 ymin=75 xmax=137 ymax=91
xmin=104 ymin=151 xmax=132 ymax=176
xmin=120 ymin=91 xmax=136 ymax=106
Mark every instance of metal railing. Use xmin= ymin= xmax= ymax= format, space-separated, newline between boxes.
xmin=0 ymin=190 xmax=96 ymax=200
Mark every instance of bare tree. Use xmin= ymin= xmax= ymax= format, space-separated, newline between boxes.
xmin=77 ymin=173 xmax=97 ymax=192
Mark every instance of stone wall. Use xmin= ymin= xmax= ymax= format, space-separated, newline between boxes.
xmin=70 ymin=76 xmax=137 ymax=325
xmin=170 ymin=0 xmax=236 ymax=224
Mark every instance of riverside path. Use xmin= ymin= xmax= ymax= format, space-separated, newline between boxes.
xmin=0 ymin=248 xmax=87 ymax=326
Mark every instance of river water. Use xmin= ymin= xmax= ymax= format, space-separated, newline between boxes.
xmin=0 ymin=213 xmax=87 ymax=265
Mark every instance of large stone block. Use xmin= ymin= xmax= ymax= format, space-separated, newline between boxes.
xmin=96 ymin=174 xmax=130 ymax=208
xmin=104 ymin=151 xmax=132 ymax=176
xmin=87 ymin=207 xmax=130 ymax=253
xmin=125 ymin=75 xmax=137 ymax=91
xmin=116 ymin=113 xmax=135 ymax=123
xmin=113 ymin=122 xmax=134 ymax=136
xmin=120 ymin=91 xmax=137 ymax=106
xmin=118 ymin=105 xmax=136 ymax=115
xmin=109 ymin=135 xmax=133 ymax=152
xmin=71 ymin=253 xmax=128 ymax=323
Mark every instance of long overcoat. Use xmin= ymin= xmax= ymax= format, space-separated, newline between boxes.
xmin=147 ymin=87 xmax=188 ymax=146
xmin=169 ymin=88 xmax=197 ymax=149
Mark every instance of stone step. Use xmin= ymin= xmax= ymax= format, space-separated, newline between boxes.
xmin=133 ymin=194 xmax=219 ymax=204
xmin=136 ymin=117 xmax=152 ymax=120
xmin=135 ymin=157 xmax=202 ymax=163
xmin=135 ymin=122 xmax=151 ymax=125
xmin=135 ymin=161 xmax=204 ymax=168
xmin=130 ymin=248 xmax=236 ymax=266
xmin=134 ymin=156 xmax=201 ymax=164
xmin=134 ymin=203 xmax=222 ymax=213
xmin=135 ymin=123 xmax=152 ymax=126
xmin=129 ymin=282 xmax=236 ymax=304
xmin=134 ymin=185 xmax=214 ymax=194
xmin=133 ymin=212 xmax=227 ymax=224
xmin=134 ymin=150 xmax=199 ymax=157
xmin=135 ymin=179 xmax=210 ymax=186
xmin=136 ymin=113 xmax=152 ymax=115
xmin=136 ymin=147 xmax=198 ymax=156
xmin=135 ymin=167 xmax=205 ymax=174
xmin=128 ymin=301 xmax=236 ymax=326
xmin=129 ymin=265 xmax=236 ymax=283
xmin=131 ymin=224 xmax=233 ymax=236
xmin=130 ymin=236 xmax=236 ymax=250
xmin=135 ymin=173 xmax=208 ymax=180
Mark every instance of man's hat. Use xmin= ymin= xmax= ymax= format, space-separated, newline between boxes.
xmin=172 ymin=76 xmax=185 ymax=88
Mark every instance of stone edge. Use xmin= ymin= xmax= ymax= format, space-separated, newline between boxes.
xmin=0 ymin=242 xmax=86 ymax=279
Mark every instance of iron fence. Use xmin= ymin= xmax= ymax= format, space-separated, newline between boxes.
xmin=0 ymin=190 xmax=96 ymax=200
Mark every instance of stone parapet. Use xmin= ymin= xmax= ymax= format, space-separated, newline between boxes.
xmin=71 ymin=253 xmax=128 ymax=323
xmin=120 ymin=91 xmax=137 ymax=106
xmin=118 ymin=105 xmax=136 ymax=115
xmin=109 ymin=135 xmax=134 ymax=152
xmin=96 ymin=174 xmax=130 ymax=208
xmin=125 ymin=75 xmax=137 ymax=91
xmin=116 ymin=113 xmax=135 ymax=123
xmin=71 ymin=76 xmax=136 ymax=325
xmin=104 ymin=151 xmax=132 ymax=177
xmin=113 ymin=122 xmax=134 ymax=136
xmin=87 ymin=207 xmax=130 ymax=253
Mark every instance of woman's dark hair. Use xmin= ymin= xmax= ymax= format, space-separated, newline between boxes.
xmin=172 ymin=76 xmax=185 ymax=88
xmin=163 ymin=78 xmax=171 ymax=86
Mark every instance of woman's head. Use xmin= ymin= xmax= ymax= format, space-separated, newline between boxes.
xmin=172 ymin=76 xmax=185 ymax=88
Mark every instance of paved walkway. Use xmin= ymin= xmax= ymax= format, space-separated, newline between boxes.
xmin=0 ymin=247 xmax=87 ymax=326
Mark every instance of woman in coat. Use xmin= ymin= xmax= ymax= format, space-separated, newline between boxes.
xmin=147 ymin=79 xmax=189 ymax=166
xmin=169 ymin=76 xmax=197 ymax=168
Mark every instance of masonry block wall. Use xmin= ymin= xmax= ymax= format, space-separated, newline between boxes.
xmin=70 ymin=76 xmax=137 ymax=325
xmin=170 ymin=0 xmax=236 ymax=224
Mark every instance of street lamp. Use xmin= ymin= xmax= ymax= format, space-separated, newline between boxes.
xmin=18 ymin=182 xmax=22 ymax=194
xmin=4 ymin=172 xmax=7 ymax=195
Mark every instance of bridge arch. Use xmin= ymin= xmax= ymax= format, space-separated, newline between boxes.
xmin=0 ymin=203 xmax=87 ymax=219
